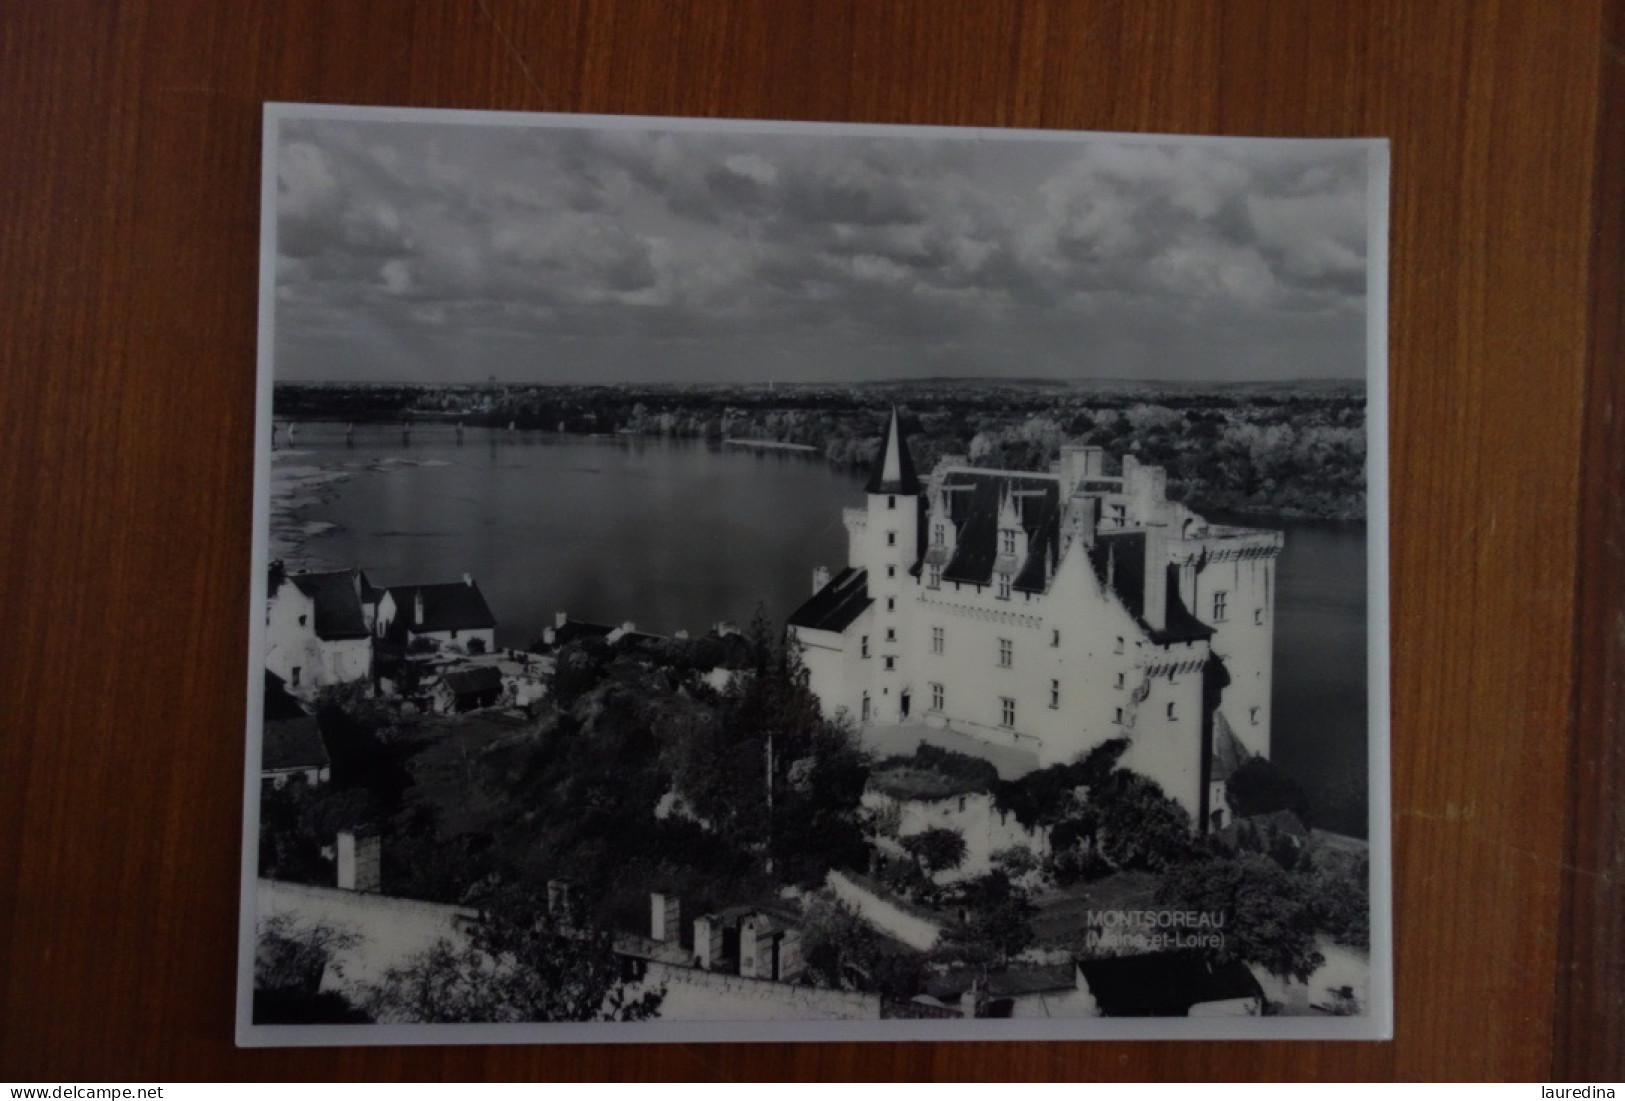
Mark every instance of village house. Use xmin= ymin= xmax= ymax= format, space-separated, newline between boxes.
xmin=264 ymin=564 xmax=378 ymax=692
xmin=435 ymin=665 xmax=505 ymax=713
xmin=260 ymin=671 xmax=329 ymax=787
xmin=864 ymin=762 xmax=1048 ymax=883
xmin=790 ymin=410 xmax=1283 ymax=830
xmin=375 ymin=574 xmax=498 ymax=654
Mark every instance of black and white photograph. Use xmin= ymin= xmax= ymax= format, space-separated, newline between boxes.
xmin=240 ymin=105 xmax=1390 ymax=1044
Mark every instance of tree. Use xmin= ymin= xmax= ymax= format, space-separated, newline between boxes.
xmin=1156 ymin=853 xmax=1325 ymax=982
xmin=366 ymin=889 xmax=664 ymax=1024
xmin=798 ymin=895 xmax=924 ymax=1000
xmin=902 ymin=827 xmax=968 ymax=877
xmin=950 ymin=871 xmax=1035 ymax=967
xmin=253 ymin=914 xmax=370 ymax=1024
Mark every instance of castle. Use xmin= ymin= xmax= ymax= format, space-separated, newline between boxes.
xmin=789 ymin=410 xmax=1284 ymax=831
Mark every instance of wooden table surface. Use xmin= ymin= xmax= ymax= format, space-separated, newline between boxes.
xmin=2 ymin=0 xmax=1620 ymax=1081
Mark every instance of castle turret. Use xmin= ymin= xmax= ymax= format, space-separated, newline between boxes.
xmin=863 ymin=408 xmax=921 ymax=724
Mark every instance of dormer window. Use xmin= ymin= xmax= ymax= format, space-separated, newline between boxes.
xmin=888 ymin=495 xmax=896 ymax=510
xmin=997 ymin=574 xmax=1011 ymax=600
xmin=1001 ymin=530 xmax=1016 ymax=555
xmin=933 ymin=522 xmax=945 ymax=547
xmin=928 ymin=565 xmax=941 ymax=589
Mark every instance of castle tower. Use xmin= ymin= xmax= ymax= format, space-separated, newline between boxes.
xmin=863 ymin=408 xmax=922 ymax=723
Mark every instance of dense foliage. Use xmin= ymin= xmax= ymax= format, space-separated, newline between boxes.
xmin=276 ymin=379 xmax=1367 ymax=519
xmin=366 ymin=888 xmax=663 ymax=1024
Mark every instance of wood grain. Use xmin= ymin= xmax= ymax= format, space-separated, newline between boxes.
xmin=0 ymin=0 xmax=1614 ymax=1080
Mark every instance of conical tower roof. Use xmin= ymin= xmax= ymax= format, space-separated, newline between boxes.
xmin=864 ymin=407 xmax=922 ymax=495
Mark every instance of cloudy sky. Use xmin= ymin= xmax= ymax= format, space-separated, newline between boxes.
xmin=271 ymin=113 xmax=1377 ymax=385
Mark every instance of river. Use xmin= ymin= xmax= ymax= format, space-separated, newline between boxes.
xmin=272 ymin=423 xmax=1371 ymax=837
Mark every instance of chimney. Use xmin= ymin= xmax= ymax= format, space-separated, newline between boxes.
xmin=336 ymin=830 xmax=380 ymax=893
xmin=812 ymin=565 xmax=831 ymax=594
xmin=554 ymin=611 xmax=568 ymax=629
xmin=651 ymin=892 xmax=681 ymax=943
xmin=1143 ymin=515 xmax=1169 ymax=633
xmin=739 ymin=915 xmax=764 ymax=978
xmin=694 ymin=915 xmax=724 ymax=970
xmin=413 ymin=590 xmax=425 ymax=627
xmin=463 ymin=572 xmax=474 ymax=587
xmin=777 ymin=928 xmax=804 ymax=982
xmin=622 ymin=621 xmax=636 ymax=634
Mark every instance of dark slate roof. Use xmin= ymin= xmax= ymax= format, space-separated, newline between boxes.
xmin=288 ymin=570 xmax=370 ymax=640
xmin=263 ymin=718 xmax=328 ymax=772
xmin=938 ymin=472 xmax=1060 ymax=594
xmin=387 ymin=581 xmax=498 ymax=634
xmin=552 ymin=620 xmax=615 ymax=646
xmin=263 ymin=670 xmax=307 ymax=721
xmin=1246 ymin=808 xmax=1310 ymax=838
xmin=1077 ymin=950 xmax=1264 ymax=1016
xmin=864 ymin=409 xmax=922 ymax=495
xmin=787 ymin=566 xmax=873 ymax=633
xmin=1210 ymin=711 xmax=1251 ymax=782
xmin=443 ymin=665 xmax=503 ymax=695
xmin=1089 ymin=531 xmax=1214 ymax=645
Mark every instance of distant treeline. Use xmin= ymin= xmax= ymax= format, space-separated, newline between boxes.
xmin=274 ymin=381 xmax=1366 ymax=519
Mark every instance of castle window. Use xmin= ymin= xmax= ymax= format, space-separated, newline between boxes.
xmin=998 ymin=638 xmax=1013 ymax=668
xmin=931 ymin=682 xmax=944 ymax=711
xmin=291 ymin=666 xmax=301 ymax=688
xmin=887 ymin=565 xmax=896 ymax=578
xmin=1052 ymin=628 xmax=1060 ymax=647
xmin=1001 ymin=697 xmax=1016 ymax=727
xmin=861 ymin=692 xmax=871 ymax=721
xmin=1114 ymin=706 xmax=1123 ymax=725
xmin=886 ymin=627 xmax=896 ymax=642
xmin=1115 ymin=671 xmax=1125 ymax=689
xmin=1212 ymin=591 xmax=1228 ymax=622
xmin=1167 ymin=701 xmax=1177 ymax=721
xmin=1255 ymin=608 xmax=1265 ymax=626
xmin=1250 ymin=706 xmax=1260 ymax=726
xmin=933 ymin=523 xmax=945 ymax=546
xmin=298 ymin=614 xmax=307 ymax=627
xmin=1114 ymin=636 xmax=1124 ymax=654
xmin=932 ymin=626 xmax=944 ymax=654
xmin=997 ymin=574 xmax=1011 ymax=600
xmin=884 ymin=656 xmax=896 ymax=671
xmin=887 ymin=531 xmax=897 ymax=546
xmin=887 ymin=597 xmax=896 ymax=612
xmin=1049 ymin=680 xmax=1060 ymax=709
xmin=928 ymin=566 xmax=941 ymax=589
xmin=1001 ymin=530 xmax=1016 ymax=555
xmin=888 ymin=495 xmax=896 ymax=510
xmin=861 ymin=636 xmax=870 ymax=658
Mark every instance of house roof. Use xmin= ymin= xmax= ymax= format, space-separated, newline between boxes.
xmin=286 ymin=570 xmax=371 ymax=640
xmin=864 ymin=409 xmax=922 ymax=496
xmin=442 ymin=665 xmax=503 ymax=695
xmin=551 ymin=619 xmax=615 ymax=646
xmin=1077 ymin=950 xmax=1263 ymax=1016
xmin=263 ymin=716 xmax=329 ymax=773
xmin=937 ymin=472 xmax=1061 ymax=594
xmin=1210 ymin=711 xmax=1251 ymax=782
xmin=387 ymin=580 xmax=497 ymax=634
xmin=1246 ymin=808 xmax=1310 ymax=838
xmin=788 ymin=566 xmax=873 ymax=633
xmin=263 ymin=670 xmax=307 ymax=722
xmin=1089 ymin=531 xmax=1214 ymax=645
